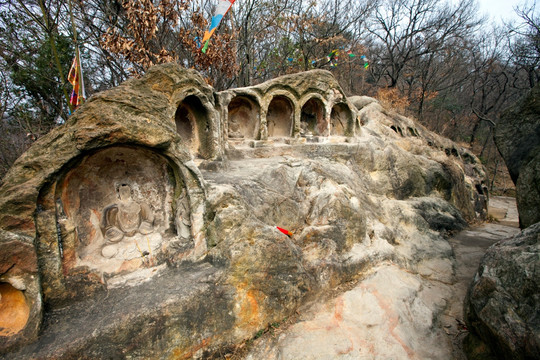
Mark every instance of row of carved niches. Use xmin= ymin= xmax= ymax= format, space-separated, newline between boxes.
xmin=54 ymin=146 xmax=191 ymax=286
xmin=227 ymin=96 xmax=353 ymax=140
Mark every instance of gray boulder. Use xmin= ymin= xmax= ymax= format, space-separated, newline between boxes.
xmin=348 ymin=95 xmax=378 ymax=111
xmin=465 ymin=222 xmax=540 ymax=359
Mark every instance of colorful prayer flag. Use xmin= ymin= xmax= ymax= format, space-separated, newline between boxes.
xmin=201 ymin=0 xmax=235 ymax=53
xmin=67 ymin=48 xmax=85 ymax=111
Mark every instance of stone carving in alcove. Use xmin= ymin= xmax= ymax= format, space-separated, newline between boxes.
xmin=55 ymin=146 xmax=183 ymax=278
xmin=100 ymin=184 xmax=156 ymax=259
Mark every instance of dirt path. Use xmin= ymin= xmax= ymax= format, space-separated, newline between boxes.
xmin=241 ymin=197 xmax=520 ymax=359
xmin=442 ymin=196 xmax=520 ymax=358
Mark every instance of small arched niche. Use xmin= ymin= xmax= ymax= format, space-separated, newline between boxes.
xmin=175 ymin=95 xmax=211 ymax=158
xmin=330 ymin=103 xmax=353 ymax=136
xmin=227 ymin=96 xmax=260 ymax=139
xmin=301 ymin=98 xmax=327 ymax=136
xmin=55 ymin=146 xmax=180 ymax=279
xmin=0 ymin=282 xmax=30 ymax=337
xmin=267 ymin=95 xmax=294 ymax=138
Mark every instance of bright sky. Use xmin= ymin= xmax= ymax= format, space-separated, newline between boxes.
xmin=477 ymin=0 xmax=533 ymax=25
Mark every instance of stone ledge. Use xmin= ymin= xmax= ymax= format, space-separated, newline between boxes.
xmin=4 ymin=263 xmax=229 ymax=359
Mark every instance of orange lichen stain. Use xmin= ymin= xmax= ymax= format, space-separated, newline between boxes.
xmin=0 ymin=283 xmax=30 ymax=337
xmin=333 ymin=297 xmax=344 ymax=322
xmin=234 ymin=281 xmax=264 ymax=330
xmin=245 ymin=289 xmax=260 ymax=324
xmin=367 ymin=286 xmax=415 ymax=358
xmin=170 ymin=337 xmax=211 ymax=360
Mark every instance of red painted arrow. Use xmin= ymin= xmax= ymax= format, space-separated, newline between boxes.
xmin=276 ymin=226 xmax=293 ymax=237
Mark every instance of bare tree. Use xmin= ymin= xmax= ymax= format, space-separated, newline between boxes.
xmin=508 ymin=2 xmax=540 ymax=89
xmin=366 ymin=0 xmax=482 ymax=89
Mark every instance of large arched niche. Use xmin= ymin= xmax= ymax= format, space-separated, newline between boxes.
xmin=227 ymin=95 xmax=260 ymax=140
xmin=267 ymin=95 xmax=294 ymax=138
xmin=175 ymin=95 xmax=212 ymax=158
xmin=301 ymin=97 xmax=327 ymax=136
xmin=53 ymin=146 xmax=186 ymax=281
xmin=330 ymin=102 xmax=354 ymax=136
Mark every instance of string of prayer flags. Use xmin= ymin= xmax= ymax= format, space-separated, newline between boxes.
xmin=201 ymin=0 xmax=235 ymax=53
xmin=361 ymin=55 xmax=369 ymax=69
xmin=67 ymin=47 xmax=86 ymax=112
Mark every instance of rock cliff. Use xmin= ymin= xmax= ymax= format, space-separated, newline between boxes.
xmin=0 ymin=64 xmax=487 ymax=358
xmin=465 ymin=84 xmax=540 ymax=359
xmin=494 ymin=83 xmax=540 ymax=229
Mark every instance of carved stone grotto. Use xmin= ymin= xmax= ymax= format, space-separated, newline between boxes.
xmin=0 ymin=65 xmax=489 ymax=358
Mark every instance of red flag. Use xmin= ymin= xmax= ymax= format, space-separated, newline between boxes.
xmin=68 ymin=48 xmax=86 ymax=111
xmin=276 ymin=226 xmax=293 ymax=237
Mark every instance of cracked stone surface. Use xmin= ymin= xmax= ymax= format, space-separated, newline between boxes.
xmin=243 ymin=197 xmax=520 ymax=360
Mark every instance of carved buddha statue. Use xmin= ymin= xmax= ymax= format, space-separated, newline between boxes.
xmin=100 ymin=184 xmax=154 ymax=258
xmin=228 ymin=116 xmax=244 ymax=139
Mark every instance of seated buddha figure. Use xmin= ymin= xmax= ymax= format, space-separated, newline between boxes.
xmin=100 ymin=184 xmax=154 ymax=258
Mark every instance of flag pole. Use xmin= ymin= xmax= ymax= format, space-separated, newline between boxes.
xmin=68 ymin=0 xmax=84 ymax=107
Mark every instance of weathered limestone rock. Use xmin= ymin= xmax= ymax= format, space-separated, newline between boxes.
xmin=348 ymin=95 xmax=379 ymax=111
xmin=243 ymin=198 xmax=521 ymax=360
xmin=494 ymin=84 xmax=540 ymax=229
xmin=0 ymin=64 xmax=216 ymax=353
xmin=0 ymin=64 xmax=488 ymax=358
xmin=465 ymin=222 xmax=540 ymax=359
xmin=245 ymin=264 xmax=455 ymax=360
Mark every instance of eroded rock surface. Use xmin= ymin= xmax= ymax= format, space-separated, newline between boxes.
xmin=465 ymin=222 xmax=540 ymax=360
xmin=241 ymin=197 xmax=520 ymax=360
xmin=0 ymin=64 xmax=488 ymax=358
